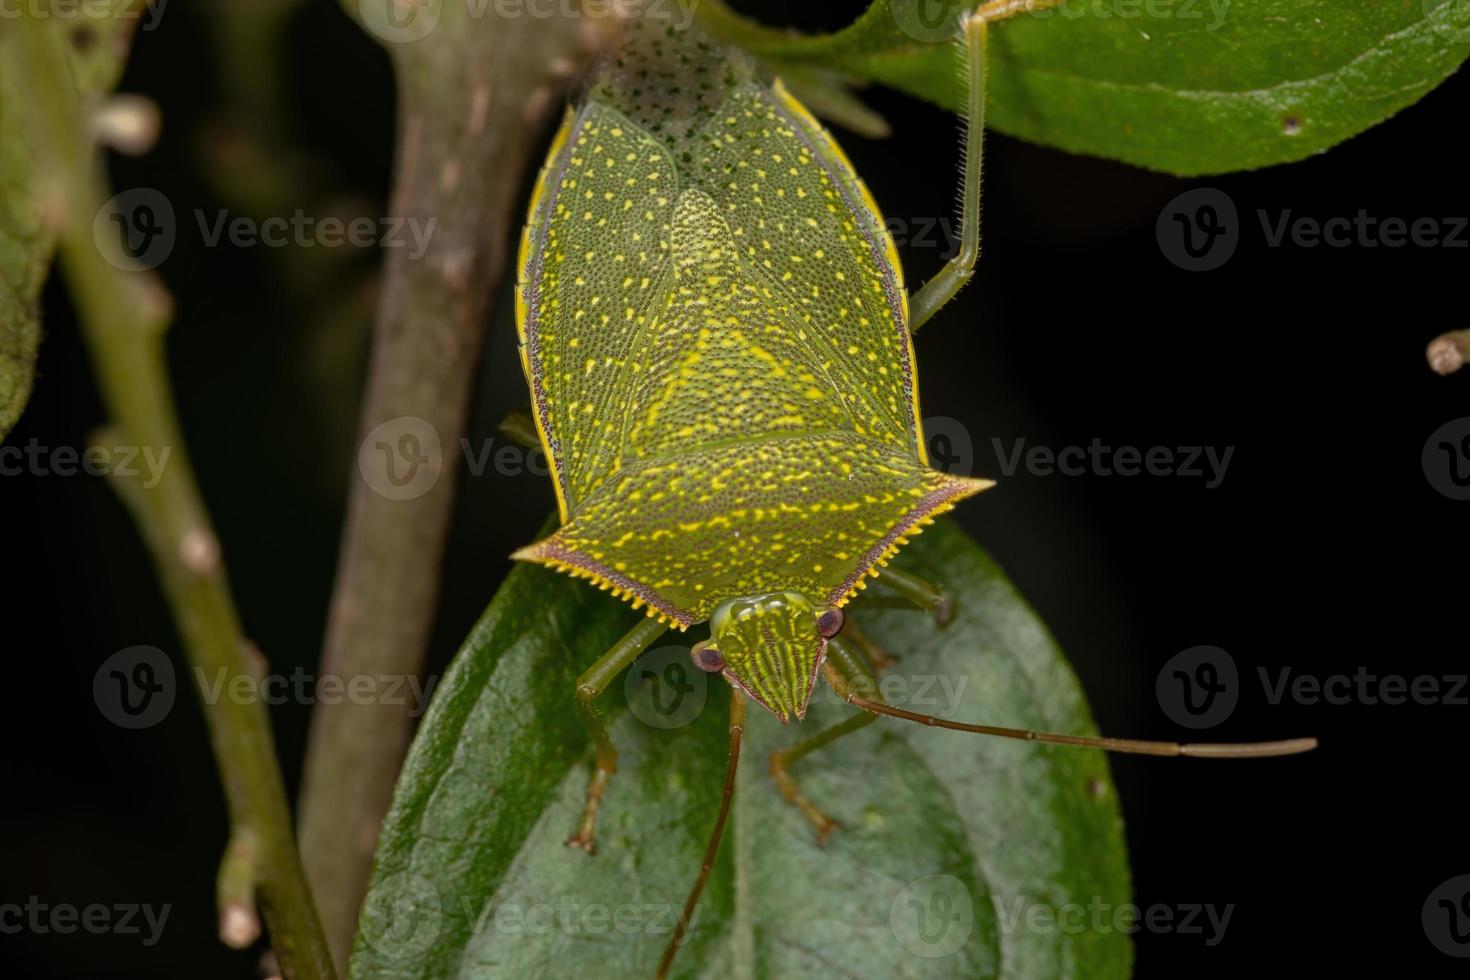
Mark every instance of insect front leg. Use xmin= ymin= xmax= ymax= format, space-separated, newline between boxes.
xmin=871 ymin=565 xmax=955 ymax=627
xmin=908 ymin=15 xmax=988 ymax=333
xmin=567 ymin=616 xmax=668 ymax=854
xmin=845 ymin=566 xmax=954 ymax=675
xmin=842 ymin=615 xmax=898 ymax=676
xmin=768 ymin=634 xmax=884 ymax=844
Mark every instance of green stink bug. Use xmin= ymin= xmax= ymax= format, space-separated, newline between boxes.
xmin=511 ymin=9 xmax=1314 ymax=975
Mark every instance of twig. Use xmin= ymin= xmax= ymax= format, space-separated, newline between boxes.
xmin=219 ymin=828 xmax=262 ymax=949
xmin=297 ymin=4 xmax=597 ymax=965
xmin=1427 ymin=330 xmax=1470 ymax=376
xmin=15 ymin=17 xmax=335 ymax=980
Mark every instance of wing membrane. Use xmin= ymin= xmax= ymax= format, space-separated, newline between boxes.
xmin=690 ymin=80 xmax=921 ymax=455
xmin=517 ymin=103 xmax=680 ymax=513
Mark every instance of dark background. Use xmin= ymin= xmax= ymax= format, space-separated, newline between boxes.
xmin=2 ymin=0 xmax=1465 ymax=976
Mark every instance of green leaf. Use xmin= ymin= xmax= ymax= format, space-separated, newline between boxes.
xmin=693 ymin=0 xmax=1470 ymax=175
xmin=351 ymin=518 xmax=1131 ymax=978
xmin=0 ymin=8 xmax=138 ymax=440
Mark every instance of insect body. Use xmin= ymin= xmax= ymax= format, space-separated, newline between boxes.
xmin=512 ymin=11 xmax=1313 ymax=977
xmin=513 ymin=24 xmax=987 ymax=725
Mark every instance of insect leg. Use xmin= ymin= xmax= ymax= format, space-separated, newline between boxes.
xmin=842 ymin=615 xmax=898 ymax=676
xmin=567 ymin=616 xmax=668 ymax=854
xmin=769 ymin=636 xmax=883 ymax=843
xmin=769 ymin=713 xmax=876 ymax=844
xmin=872 ymin=565 xmax=955 ymax=626
xmin=908 ymin=15 xmax=987 ymax=333
xmin=497 ymin=407 xmax=539 ymax=449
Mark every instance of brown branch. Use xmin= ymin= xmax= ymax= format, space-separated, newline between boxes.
xmin=296 ymin=7 xmax=599 ymax=966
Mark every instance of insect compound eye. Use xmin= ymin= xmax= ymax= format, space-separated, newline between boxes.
xmin=815 ymin=607 xmax=845 ymax=638
xmin=690 ymin=640 xmax=725 ymax=673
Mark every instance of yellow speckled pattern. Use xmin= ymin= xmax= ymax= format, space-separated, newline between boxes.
xmin=514 ymin=432 xmax=982 ymax=627
xmin=693 ymin=84 xmax=916 ymax=452
xmin=625 ymin=189 xmax=855 ymax=457
xmin=513 ymin=25 xmax=991 ymax=631
xmin=517 ymin=102 xmax=679 ymax=514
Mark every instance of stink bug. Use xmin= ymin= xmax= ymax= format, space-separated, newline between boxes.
xmin=511 ymin=8 xmax=1315 ymax=975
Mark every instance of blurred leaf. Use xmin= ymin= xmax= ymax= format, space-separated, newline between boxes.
xmin=0 ymin=212 xmax=41 ymax=442
xmin=0 ymin=7 xmax=137 ymax=440
xmin=777 ymin=66 xmax=893 ymax=138
xmin=694 ymin=0 xmax=1470 ymax=175
xmin=0 ymin=57 xmax=46 ymax=443
xmin=351 ymin=518 xmax=1130 ymax=978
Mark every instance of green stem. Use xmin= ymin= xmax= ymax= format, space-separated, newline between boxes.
xmin=16 ymin=18 xmax=335 ymax=980
xmin=218 ymin=827 xmax=262 ymax=949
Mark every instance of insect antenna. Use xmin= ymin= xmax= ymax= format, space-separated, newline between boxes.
xmin=655 ymin=691 xmax=747 ymax=980
xmin=842 ymin=693 xmax=1316 ymax=757
xmin=823 ymin=661 xmax=1315 ymax=758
